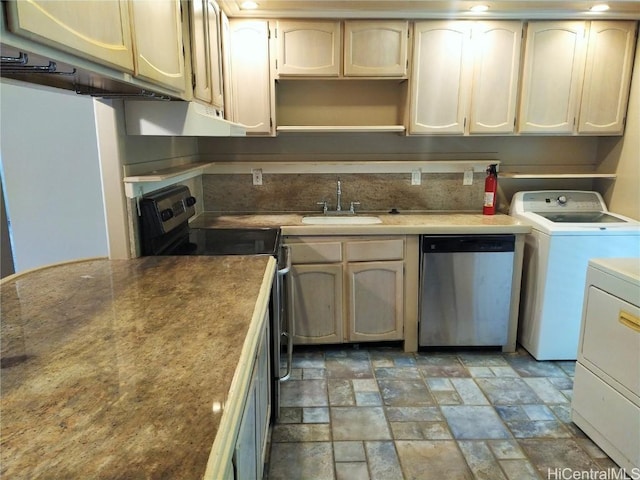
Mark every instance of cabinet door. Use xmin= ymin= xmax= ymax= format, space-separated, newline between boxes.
xmin=344 ymin=21 xmax=408 ymax=77
xmin=190 ymin=0 xmax=224 ymax=108
xmin=578 ymin=21 xmax=636 ymax=135
xmin=5 ymin=0 xmax=134 ymax=72
xmin=228 ymin=20 xmax=272 ymax=134
xmin=130 ymin=0 xmax=186 ymax=92
xmin=276 ymin=21 xmax=341 ymax=76
xmin=290 ymin=264 xmax=343 ymax=344
xmin=255 ymin=319 xmax=271 ymax=477
xmin=469 ymin=21 xmax=522 ymax=134
xmin=518 ymin=21 xmax=587 ymax=134
xmin=233 ymin=367 xmax=258 ymax=480
xmin=347 ymin=261 xmax=404 ymax=342
xmin=410 ymin=21 xmax=472 ymax=134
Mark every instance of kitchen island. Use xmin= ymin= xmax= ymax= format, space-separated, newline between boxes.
xmin=0 ymin=255 xmax=276 ymax=479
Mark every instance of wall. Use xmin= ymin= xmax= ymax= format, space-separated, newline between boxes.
xmin=596 ymin=35 xmax=640 ymax=221
xmin=198 ymin=130 xmax=603 ymax=212
xmin=0 ymin=79 xmax=108 ymax=272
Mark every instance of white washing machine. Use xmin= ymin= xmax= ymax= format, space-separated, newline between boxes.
xmin=509 ymin=191 xmax=640 ymax=360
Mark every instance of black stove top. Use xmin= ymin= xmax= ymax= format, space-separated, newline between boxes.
xmin=173 ymin=228 xmax=281 ymax=256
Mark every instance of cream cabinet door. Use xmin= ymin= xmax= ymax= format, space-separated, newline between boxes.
xmin=130 ymin=0 xmax=186 ymax=92
xmin=469 ymin=21 xmax=522 ymax=134
xmin=5 ymin=0 xmax=134 ymax=72
xmin=228 ymin=20 xmax=273 ymax=134
xmin=578 ymin=21 xmax=637 ymax=135
xmin=290 ymin=264 xmax=343 ymax=344
xmin=344 ymin=21 xmax=408 ymax=77
xmin=276 ymin=20 xmax=341 ymax=76
xmin=190 ymin=0 xmax=224 ymax=108
xmin=410 ymin=21 xmax=472 ymax=134
xmin=347 ymin=261 xmax=404 ymax=342
xmin=518 ymin=21 xmax=587 ymax=134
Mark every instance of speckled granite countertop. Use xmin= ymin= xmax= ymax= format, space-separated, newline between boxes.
xmin=0 ymin=256 xmax=275 ymax=479
xmin=189 ymin=212 xmax=531 ymax=235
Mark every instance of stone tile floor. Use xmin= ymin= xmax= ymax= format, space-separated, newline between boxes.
xmin=265 ymin=345 xmax=623 ymax=480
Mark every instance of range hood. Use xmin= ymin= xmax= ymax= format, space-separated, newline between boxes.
xmin=124 ymin=100 xmax=246 ymax=137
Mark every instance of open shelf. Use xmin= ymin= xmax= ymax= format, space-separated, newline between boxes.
xmin=123 ymin=161 xmax=212 ymax=198
xmin=500 ymin=172 xmax=617 ymax=179
xmin=276 ymin=125 xmax=406 ymax=134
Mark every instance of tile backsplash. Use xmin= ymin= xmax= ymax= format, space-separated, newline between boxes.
xmin=202 ymin=172 xmax=486 ymax=213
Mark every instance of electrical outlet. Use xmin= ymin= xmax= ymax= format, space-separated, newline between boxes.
xmin=463 ymin=170 xmax=473 ymax=186
xmin=252 ymin=168 xmax=263 ymax=186
xmin=411 ymin=169 xmax=421 ymax=186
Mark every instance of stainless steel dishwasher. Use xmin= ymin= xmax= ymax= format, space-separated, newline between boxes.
xmin=419 ymin=235 xmax=515 ymax=347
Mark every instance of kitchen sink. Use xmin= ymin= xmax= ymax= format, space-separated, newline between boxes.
xmin=301 ymin=215 xmax=382 ymax=225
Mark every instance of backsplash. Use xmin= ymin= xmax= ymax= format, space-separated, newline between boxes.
xmin=202 ymin=172 xmax=486 ymax=213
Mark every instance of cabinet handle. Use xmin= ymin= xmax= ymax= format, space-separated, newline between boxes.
xmin=619 ymin=310 xmax=640 ymax=333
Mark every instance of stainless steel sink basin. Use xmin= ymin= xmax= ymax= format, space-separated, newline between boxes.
xmin=301 ymin=215 xmax=382 ymax=225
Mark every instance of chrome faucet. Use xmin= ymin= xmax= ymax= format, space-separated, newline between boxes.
xmin=336 ymin=178 xmax=342 ymax=212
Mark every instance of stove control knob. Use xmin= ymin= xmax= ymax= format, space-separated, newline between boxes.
xmin=160 ymin=208 xmax=174 ymax=221
xmin=557 ymin=195 xmax=568 ymax=205
xmin=185 ymin=196 xmax=196 ymax=207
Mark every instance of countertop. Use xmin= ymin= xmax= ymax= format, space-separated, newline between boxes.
xmin=0 ymin=256 xmax=276 ymax=479
xmin=189 ymin=212 xmax=532 ymax=235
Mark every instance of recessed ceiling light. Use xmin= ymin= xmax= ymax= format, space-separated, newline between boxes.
xmin=470 ymin=4 xmax=490 ymax=13
xmin=240 ymin=1 xmax=259 ymax=9
xmin=590 ymin=3 xmax=610 ymax=11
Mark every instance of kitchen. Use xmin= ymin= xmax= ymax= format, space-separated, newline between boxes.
xmin=1 ymin=1 xmax=639 ymax=479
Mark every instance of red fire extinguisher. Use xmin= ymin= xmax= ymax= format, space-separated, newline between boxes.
xmin=483 ymin=164 xmax=498 ymax=215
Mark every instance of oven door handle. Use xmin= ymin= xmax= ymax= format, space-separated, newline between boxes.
xmin=277 ymin=244 xmax=291 ymax=276
xmin=277 ymin=244 xmax=293 ymax=382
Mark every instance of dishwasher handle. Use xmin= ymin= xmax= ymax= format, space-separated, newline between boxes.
xmin=422 ymin=235 xmax=515 ymax=253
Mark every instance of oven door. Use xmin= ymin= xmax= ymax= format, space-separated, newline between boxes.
xmin=271 ymin=244 xmax=291 ymax=421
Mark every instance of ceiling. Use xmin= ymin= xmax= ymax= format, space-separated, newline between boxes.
xmin=218 ymin=0 xmax=640 ymax=19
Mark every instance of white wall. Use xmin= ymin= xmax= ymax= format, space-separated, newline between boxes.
xmin=0 ymin=79 xmax=108 ymax=272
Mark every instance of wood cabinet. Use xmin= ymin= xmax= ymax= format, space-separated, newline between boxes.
xmin=578 ymin=21 xmax=636 ymax=134
xmin=519 ymin=21 xmax=636 ymax=135
xmin=130 ymin=0 xmax=186 ymax=92
xmin=287 ymin=236 xmax=405 ymax=345
xmin=5 ymin=0 xmax=135 ymax=72
xmin=410 ymin=20 xmax=522 ymax=135
xmin=226 ymin=19 xmax=273 ymax=134
xmin=232 ymin=314 xmax=270 ymax=480
xmin=344 ymin=20 xmax=409 ymax=77
xmin=6 ymin=0 xmax=188 ymax=93
xmin=275 ymin=20 xmax=341 ymax=76
xmin=190 ymin=0 xmax=224 ymax=109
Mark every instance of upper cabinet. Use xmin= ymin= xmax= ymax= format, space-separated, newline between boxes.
xmin=518 ymin=21 xmax=636 ymax=135
xmin=578 ymin=21 xmax=637 ymax=134
xmin=226 ymin=19 xmax=273 ymax=135
xmin=189 ymin=0 xmax=224 ymax=109
xmin=129 ymin=0 xmax=186 ymax=92
xmin=410 ymin=20 xmax=522 ymax=135
xmin=6 ymin=0 xmax=188 ymax=93
xmin=5 ymin=0 xmax=135 ymax=72
xmin=344 ymin=21 xmax=409 ymax=77
xmin=275 ymin=20 xmax=341 ymax=76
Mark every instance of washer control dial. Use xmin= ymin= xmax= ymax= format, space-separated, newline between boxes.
xmin=557 ymin=195 xmax=568 ymax=205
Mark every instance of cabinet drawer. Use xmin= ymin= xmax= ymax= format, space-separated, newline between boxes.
xmin=345 ymin=239 xmax=404 ymax=262
xmin=289 ymin=242 xmax=342 ymax=263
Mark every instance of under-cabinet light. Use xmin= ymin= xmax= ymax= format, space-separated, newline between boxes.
xmin=589 ymin=3 xmax=610 ymax=11
xmin=240 ymin=1 xmax=259 ymax=9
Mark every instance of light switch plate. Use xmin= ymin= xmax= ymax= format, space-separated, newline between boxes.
xmin=411 ymin=169 xmax=421 ymax=186
xmin=463 ymin=170 xmax=473 ymax=186
xmin=252 ymin=168 xmax=263 ymax=185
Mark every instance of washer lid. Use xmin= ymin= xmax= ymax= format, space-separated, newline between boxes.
xmin=533 ymin=212 xmax=629 ymax=223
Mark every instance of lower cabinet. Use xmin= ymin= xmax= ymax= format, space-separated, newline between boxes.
xmin=232 ymin=316 xmax=270 ymax=480
xmin=287 ymin=236 xmax=405 ymax=345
